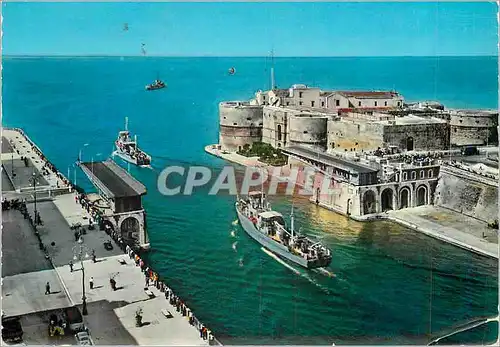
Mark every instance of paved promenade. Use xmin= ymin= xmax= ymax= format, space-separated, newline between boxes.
xmin=56 ymin=255 xmax=208 ymax=346
xmin=386 ymin=206 xmax=498 ymax=259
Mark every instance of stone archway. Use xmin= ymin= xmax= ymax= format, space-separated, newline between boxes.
xmin=399 ymin=187 xmax=410 ymax=209
xmin=406 ymin=137 xmax=414 ymax=151
xmin=363 ymin=190 xmax=377 ymax=215
xmin=416 ymin=185 xmax=428 ymax=206
xmin=381 ymin=188 xmax=394 ymax=211
xmin=120 ymin=217 xmax=141 ymax=245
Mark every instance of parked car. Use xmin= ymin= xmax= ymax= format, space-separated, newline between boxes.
xmin=63 ymin=306 xmax=84 ymax=332
xmin=75 ymin=331 xmax=91 ymax=345
xmin=461 ymin=146 xmax=479 ymax=156
xmin=2 ymin=317 xmax=23 ymax=343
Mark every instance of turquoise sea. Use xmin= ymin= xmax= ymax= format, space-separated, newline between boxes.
xmin=2 ymin=56 xmax=498 ymax=344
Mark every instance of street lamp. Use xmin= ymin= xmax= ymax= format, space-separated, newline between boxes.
xmin=72 ymin=238 xmax=91 ymax=316
xmin=78 ymin=143 xmax=90 ymax=163
xmin=29 ymin=171 xmax=42 ymax=226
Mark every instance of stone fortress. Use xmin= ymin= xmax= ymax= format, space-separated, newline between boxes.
xmin=217 ymin=84 xmax=499 ymax=221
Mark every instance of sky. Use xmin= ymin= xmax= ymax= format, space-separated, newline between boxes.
xmin=2 ymin=1 xmax=498 ymax=57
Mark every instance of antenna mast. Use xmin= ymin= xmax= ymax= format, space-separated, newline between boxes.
xmin=270 ymin=49 xmax=275 ymax=90
xmin=125 ymin=117 xmax=129 ymax=131
xmin=290 ymin=204 xmax=295 ymax=241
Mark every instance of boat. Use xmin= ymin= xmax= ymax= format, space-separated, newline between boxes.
xmin=145 ymin=79 xmax=166 ymax=91
xmin=112 ymin=117 xmax=151 ymax=167
xmin=235 ymin=191 xmax=332 ymax=269
xmin=228 ymin=67 xmax=235 ymax=75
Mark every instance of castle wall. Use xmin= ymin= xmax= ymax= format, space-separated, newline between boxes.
xmin=218 ymin=102 xmax=263 ymax=151
xmin=262 ymin=107 xmax=287 ymax=148
xmin=327 ymin=119 xmax=384 ymax=152
xmin=382 ymin=122 xmax=450 ymax=151
xmin=288 ymin=115 xmax=328 ymax=151
xmin=434 ymin=169 xmax=498 ymax=223
xmin=450 ymin=113 xmax=498 ymax=146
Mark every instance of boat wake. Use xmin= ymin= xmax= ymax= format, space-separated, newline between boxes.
xmin=232 ymin=241 xmax=238 ymax=252
xmin=260 ymin=247 xmax=332 ymax=295
xmin=230 ymin=230 xmax=236 ymax=238
xmin=232 ymin=220 xmax=238 ymax=226
xmin=313 ymin=267 xmax=336 ymax=278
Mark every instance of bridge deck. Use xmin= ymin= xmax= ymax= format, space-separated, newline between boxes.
xmin=79 ymin=160 xmax=146 ymax=199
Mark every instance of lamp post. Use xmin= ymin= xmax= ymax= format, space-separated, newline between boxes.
xmin=78 ymin=143 xmax=89 ymax=163
xmin=29 ymin=171 xmax=41 ymax=226
xmin=72 ymin=238 xmax=91 ymax=315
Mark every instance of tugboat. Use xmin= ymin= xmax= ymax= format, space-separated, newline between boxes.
xmin=113 ymin=117 xmax=152 ymax=167
xmin=235 ymin=191 xmax=332 ymax=269
xmin=145 ymin=79 xmax=166 ymax=91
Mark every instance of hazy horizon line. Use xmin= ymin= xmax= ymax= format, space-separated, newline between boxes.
xmin=3 ymin=54 xmax=498 ymax=59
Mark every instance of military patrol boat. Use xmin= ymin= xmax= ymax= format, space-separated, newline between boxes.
xmin=235 ymin=191 xmax=332 ymax=269
xmin=113 ymin=117 xmax=151 ymax=167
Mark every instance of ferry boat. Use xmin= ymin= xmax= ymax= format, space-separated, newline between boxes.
xmin=145 ymin=79 xmax=166 ymax=91
xmin=113 ymin=117 xmax=151 ymax=167
xmin=235 ymin=191 xmax=332 ymax=269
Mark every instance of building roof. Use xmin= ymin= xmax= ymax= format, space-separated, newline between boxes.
xmin=259 ymin=211 xmax=283 ymax=219
xmin=79 ymin=159 xmax=147 ymax=198
xmin=272 ymin=89 xmax=290 ymax=97
xmin=377 ymin=115 xmax=447 ymax=125
xmin=337 ymin=91 xmax=400 ymax=99
xmin=282 ymin=146 xmax=379 ymax=174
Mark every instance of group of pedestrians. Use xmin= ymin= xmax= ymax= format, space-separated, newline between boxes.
xmin=125 ymin=244 xmax=217 ymax=344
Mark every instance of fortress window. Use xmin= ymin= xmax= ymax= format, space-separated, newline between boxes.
xmin=358 ymin=101 xmax=362 ymax=107
xmin=411 ymin=171 xmax=416 ymax=180
xmin=233 ymin=123 xmax=238 ymax=126
xmin=322 ymin=101 xmax=325 ymax=107
xmin=398 ymin=101 xmax=401 ymax=106
xmin=428 ymin=169 xmax=433 ymax=178
xmin=459 ymin=119 xmax=463 ymax=123
xmin=299 ymin=92 xmax=303 ymax=98
xmin=223 ymin=117 xmax=227 ymax=119
xmin=299 ymin=101 xmax=303 ymax=106
xmin=374 ymin=101 xmax=378 ymax=107
xmin=403 ymin=172 xmax=407 ymax=180
xmin=355 ymin=142 xmax=358 ymax=145
xmin=475 ymin=120 xmax=479 ymax=124
xmin=263 ymin=96 xmax=266 ymax=100
xmin=286 ymin=102 xmax=290 ymax=106
xmin=385 ymin=101 xmax=388 ymax=106
xmin=336 ymin=100 xmax=340 ymax=107
xmin=454 ymin=128 xmax=457 ymax=132
xmin=311 ymin=101 xmax=315 ymax=107
xmin=420 ymin=171 xmax=424 ymax=178
xmin=303 ymin=131 xmax=308 ymax=134
xmin=246 ymin=117 xmax=252 ymax=121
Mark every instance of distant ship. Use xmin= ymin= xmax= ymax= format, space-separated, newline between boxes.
xmin=228 ymin=67 xmax=235 ymax=75
xmin=235 ymin=191 xmax=332 ymax=269
xmin=145 ymin=79 xmax=166 ymax=91
xmin=113 ymin=117 xmax=151 ymax=167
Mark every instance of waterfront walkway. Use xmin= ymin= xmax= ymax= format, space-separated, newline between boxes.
xmin=1 ymin=128 xmax=212 ymax=345
xmin=204 ymin=144 xmax=264 ymax=167
xmin=386 ymin=206 xmax=498 ymax=259
xmin=56 ymin=255 xmax=208 ymax=346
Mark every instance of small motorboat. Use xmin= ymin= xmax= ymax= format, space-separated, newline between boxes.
xmin=228 ymin=67 xmax=235 ymax=75
xmin=145 ymin=79 xmax=166 ymax=91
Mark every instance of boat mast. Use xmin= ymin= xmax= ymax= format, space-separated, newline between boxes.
xmin=270 ymin=49 xmax=275 ymax=90
xmin=125 ymin=117 xmax=129 ymax=131
xmin=290 ymin=204 xmax=294 ymax=241
xmin=260 ymin=167 xmax=264 ymax=207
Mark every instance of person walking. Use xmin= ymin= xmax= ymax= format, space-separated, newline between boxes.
xmin=89 ymin=277 xmax=94 ymax=289
xmin=45 ymin=282 xmax=51 ymax=295
xmin=69 ymin=261 xmax=73 ymax=272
